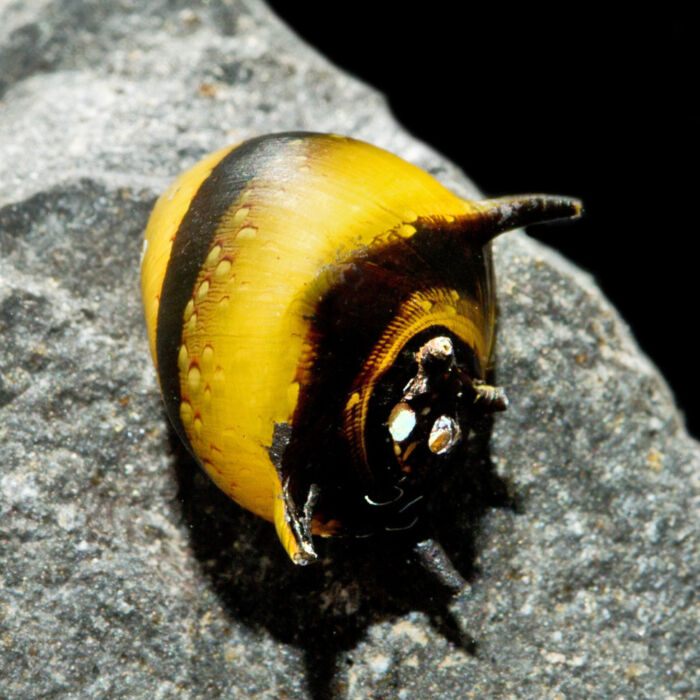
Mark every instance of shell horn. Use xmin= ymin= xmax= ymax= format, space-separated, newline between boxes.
xmin=473 ymin=194 xmax=583 ymax=247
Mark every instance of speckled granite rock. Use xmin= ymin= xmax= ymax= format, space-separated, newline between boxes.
xmin=0 ymin=1 xmax=697 ymax=698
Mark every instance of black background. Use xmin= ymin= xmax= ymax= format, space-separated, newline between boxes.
xmin=269 ymin=4 xmax=697 ymax=437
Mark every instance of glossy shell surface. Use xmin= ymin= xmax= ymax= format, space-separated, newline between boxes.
xmin=141 ymin=132 xmax=581 ymax=563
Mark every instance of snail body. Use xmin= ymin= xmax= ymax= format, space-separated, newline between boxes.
xmin=141 ymin=132 xmax=581 ymax=564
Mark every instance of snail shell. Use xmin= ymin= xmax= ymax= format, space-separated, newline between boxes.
xmin=141 ymin=132 xmax=581 ymax=564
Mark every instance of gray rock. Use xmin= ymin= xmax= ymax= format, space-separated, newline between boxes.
xmin=0 ymin=1 xmax=697 ymax=698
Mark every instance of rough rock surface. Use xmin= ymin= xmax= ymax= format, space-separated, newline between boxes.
xmin=1 ymin=1 xmax=697 ymax=698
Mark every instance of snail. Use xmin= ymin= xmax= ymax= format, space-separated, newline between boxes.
xmin=141 ymin=132 xmax=581 ymax=566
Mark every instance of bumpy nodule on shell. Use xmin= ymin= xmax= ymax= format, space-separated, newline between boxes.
xmin=140 ymin=132 xmax=582 ymax=564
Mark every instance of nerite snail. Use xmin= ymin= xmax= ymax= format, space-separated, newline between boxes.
xmin=141 ymin=132 xmax=581 ymax=565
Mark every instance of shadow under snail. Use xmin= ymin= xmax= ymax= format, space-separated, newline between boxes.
xmin=141 ymin=132 xmax=581 ymax=568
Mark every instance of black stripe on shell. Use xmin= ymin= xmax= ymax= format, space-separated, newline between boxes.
xmin=155 ymin=132 xmax=316 ymax=453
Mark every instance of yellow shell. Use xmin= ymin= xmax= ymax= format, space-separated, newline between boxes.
xmin=141 ymin=132 xmax=581 ymax=564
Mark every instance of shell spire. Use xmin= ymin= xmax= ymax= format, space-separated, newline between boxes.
xmin=472 ymin=194 xmax=583 ymax=247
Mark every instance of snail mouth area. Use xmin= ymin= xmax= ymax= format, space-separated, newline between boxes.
xmin=364 ymin=329 xmax=481 ymax=481
xmin=350 ymin=330 xmax=485 ymax=533
xmin=281 ymin=328 xmax=506 ymax=540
